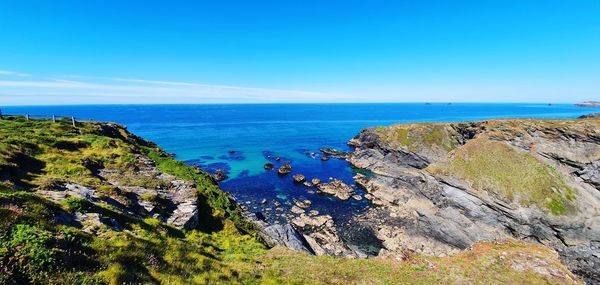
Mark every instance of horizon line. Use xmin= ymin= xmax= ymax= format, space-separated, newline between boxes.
xmin=0 ymin=101 xmax=590 ymax=107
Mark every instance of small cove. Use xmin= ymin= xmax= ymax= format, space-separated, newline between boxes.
xmin=5 ymin=103 xmax=597 ymax=254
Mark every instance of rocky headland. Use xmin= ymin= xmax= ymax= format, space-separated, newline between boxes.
xmin=576 ymin=101 xmax=600 ymax=107
xmin=344 ymin=117 xmax=600 ymax=284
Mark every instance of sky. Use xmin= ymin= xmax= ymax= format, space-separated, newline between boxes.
xmin=0 ymin=0 xmax=599 ymax=105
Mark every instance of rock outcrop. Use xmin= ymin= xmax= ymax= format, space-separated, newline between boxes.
xmin=348 ymin=118 xmax=600 ymax=284
xmin=278 ymin=164 xmax=292 ymax=175
xmin=38 ymin=153 xmax=201 ymax=230
xmin=292 ymin=214 xmax=357 ymax=257
xmin=320 ymin=148 xmax=352 ymax=159
xmin=292 ymin=174 xmax=306 ymax=183
xmin=316 ymin=179 xmax=355 ymax=200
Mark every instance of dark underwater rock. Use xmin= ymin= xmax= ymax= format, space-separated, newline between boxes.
xmin=211 ymin=170 xmax=229 ymax=182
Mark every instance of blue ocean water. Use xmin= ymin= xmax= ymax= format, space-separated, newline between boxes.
xmin=3 ymin=104 xmax=597 ymax=229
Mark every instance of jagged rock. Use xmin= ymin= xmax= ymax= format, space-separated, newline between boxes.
xmin=293 ymin=174 xmax=306 ymax=183
xmin=76 ymin=213 xmax=103 ymax=234
xmin=320 ymin=156 xmax=330 ymax=161
xmin=167 ymin=199 xmax=199 ymax=229
xmin=262 ymin=224 xmax=314 ymax=254
xmin=316 ymin=179 xmax=354 ymax=200
xmin=293 ymin=198 xmax=311 ymax=208
xmin=291 ymin=205 xmax=305 ymax=214
xmin=261 ymin=198 xmax=268 ymax=204
xmin=278 ymin=164 xmax=292 ymax=175
xmin=211 ymin=170 xmax=229 ymax=182
xmin=75 ymin=212 xmax=122 ymax=234
xmin=578 ymin=161 xmax=600 ymax=189
xmin=347 ymin=139 xmax=361 ymax=147
xmin=353 ymin=173 xmax=369 ymax=190
xmin=292 ymin=214 xmax=357 ymax=257
xmin=244 ymin=211 xmax=314 ymax=254
xmin=264 ymin=163 xmax=275 ymax=170
xmin=320 ymin=148 xmax=351 ymax=159
xmin=311 ymin=178 xmax=321 ymax=185
xmin=303 ymin=181 xmax=313 ymax=187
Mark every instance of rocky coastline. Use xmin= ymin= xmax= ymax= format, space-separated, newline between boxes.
xmin=1 ymin=116 xmax=588 ymax=284
xmin=251 ymin=117 xmax=600 ymax=284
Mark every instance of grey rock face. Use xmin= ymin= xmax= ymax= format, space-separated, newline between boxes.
xmin=262 ymin=224 xmax=314 ymax=254
xmin=578 ymin=161 xmax=600 ymax=190
xmin=245 ymin=212 xmax=314 ymax=254
xmin=347 ymin=119 xmax=600 ymax=284
xmin=37 ymin=154 xmax=201 ymax=231
xmin=292 ymin=214 xmax=357 ymax=257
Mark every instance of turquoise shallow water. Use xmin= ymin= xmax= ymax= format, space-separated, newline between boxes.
xmin=3 ymin=103 xmax=597 ymax=233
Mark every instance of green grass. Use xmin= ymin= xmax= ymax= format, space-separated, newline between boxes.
xmin=1 ymin=192 xmax=580 ymax=284
xmin=374 ymin=124 xmax=459 ymax=153
xmin=256 ymin=240 xmax=580 ymax=284
xmin=428 ymin=138 xmax=577 ymax=215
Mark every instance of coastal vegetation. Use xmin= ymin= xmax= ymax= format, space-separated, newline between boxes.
xmin=0 ymin=117 xmax=582 ymax=284
xmin=428 ymin=138 xmax=577 ymax=215
xmin=371 ymin=119 xmax=592 ymax=215
xmin=374 ymin=124 xmax=459 ymax=153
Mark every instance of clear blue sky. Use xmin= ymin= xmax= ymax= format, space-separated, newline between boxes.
xmin=1 ymin=0 xmax=599 ymax=104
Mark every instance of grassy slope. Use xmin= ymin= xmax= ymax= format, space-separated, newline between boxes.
xmin=373 ymin=123 xmax=459 ymax=153
xmin=372 ymin=119 xmax=584 ymax=215
xmin=428 ymin=138 xmax=576 ymax=215
xmin=0 ymin=117 xmax=580 ymax=284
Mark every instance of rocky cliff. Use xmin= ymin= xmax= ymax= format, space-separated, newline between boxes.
xmin=347 ymin=118 xmax=600 ymax=284
xmin=0 ymin=116 xmax=586 ymax=284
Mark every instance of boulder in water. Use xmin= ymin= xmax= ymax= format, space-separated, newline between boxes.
xmin=211 ymin=170 xmax=229 ymax=182
xmin=293 ymin=174 xmax=306 ymax=183
xmin=316 ymin=179 xmax=355 ymax=200
xmin=278 ymin=164 xmax=292 ymax=175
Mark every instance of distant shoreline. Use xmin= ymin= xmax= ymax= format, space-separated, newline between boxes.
xmin=575 ymin=101 xmax=600 ymax=107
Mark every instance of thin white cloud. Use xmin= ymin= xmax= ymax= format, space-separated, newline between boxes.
xmin=0 ymin=70 xmax=30 ymax=77
xmin=0 ymin=72 xmax=348 ymax=105
xmin=66 ymin=75 xmax=327 ymax=96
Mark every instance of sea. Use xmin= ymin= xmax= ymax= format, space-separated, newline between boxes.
xmin=3 ymin=103 xmax=597 ymax=250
